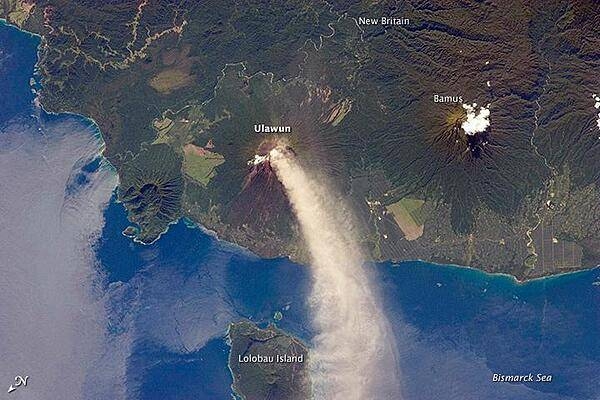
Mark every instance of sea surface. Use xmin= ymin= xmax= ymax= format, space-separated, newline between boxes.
xmin=1 ymin=19 xmax=599 ymax=400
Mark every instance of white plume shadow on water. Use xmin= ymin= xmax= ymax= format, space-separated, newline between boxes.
xmin=0 ymin=115 xmax=123 ymax=399
xmin=269 ymin=148 xmax=402 ymax=399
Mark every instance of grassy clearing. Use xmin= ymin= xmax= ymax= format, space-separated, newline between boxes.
xmin=386 ymin=198 xmax=425 ymax=240
xmin=183 ymin=144 xmax=225 ymax=186
xmin=149 ymin=68 xmax=193 ymax=94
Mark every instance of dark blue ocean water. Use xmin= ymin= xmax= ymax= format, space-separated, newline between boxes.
xmin=97 ymin=199 xmax=314 ymax=399
xmin=0 ymin=20 xmax=38 ymax=126
xmin=96 ymin=198 xmax=600 ymax=400
xmin=2 ymin=18 xmax=600 ymax=400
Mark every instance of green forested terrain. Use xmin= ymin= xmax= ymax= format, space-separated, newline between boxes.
xmin=6 ymin=0 xmax=599 ymax=279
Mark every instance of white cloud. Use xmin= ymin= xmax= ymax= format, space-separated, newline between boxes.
xmin=461 ymin=103 xmax=490 ymax=135
xmin=593 ymin=94 xmax=600 ymax=130
xmin=0 ymin=115 xmax=121 ymax=399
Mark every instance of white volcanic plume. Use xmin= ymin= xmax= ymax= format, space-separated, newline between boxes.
xmin=268 ymin=147 xmax=401 ymax=399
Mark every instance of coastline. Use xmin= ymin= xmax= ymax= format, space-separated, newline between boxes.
xmin=388 ymin=258 xmax=599 ymax=286
xmin=3 ymin=11 xmax=600 ymax=400
xmin=0 ymin=17 xmax=38 ymax=37
xmin=179 ymin=213 xmax=600 ymax=286
xmin=3 ymin=17 xmax=597 ymax=286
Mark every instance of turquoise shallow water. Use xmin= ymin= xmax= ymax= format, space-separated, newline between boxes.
xmin=2 ymin=19 xmax=599 ymax=400
xmin=96 ymin=199 xmax=600 ymax=400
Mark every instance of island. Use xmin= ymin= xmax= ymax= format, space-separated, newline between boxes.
xmin=227 ymin=320 xmax=310 ymax=400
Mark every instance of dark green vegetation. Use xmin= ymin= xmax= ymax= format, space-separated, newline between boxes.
xmin=227 ymin=320 xmax=310 ymax=400
xmin=6 ymin=0 xmax=600 ymax=279
xmin=119 ymin=143 xmax=183 ymax=243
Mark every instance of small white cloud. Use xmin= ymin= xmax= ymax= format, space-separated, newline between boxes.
xmin=593 ymin=94 xmax=600 ymax=129
xmin=461 ymin=103 xmax=490 ymax=135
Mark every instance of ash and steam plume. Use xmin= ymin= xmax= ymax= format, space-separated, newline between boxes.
xmin=269 ymin=147 xmax=401 ymax=399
